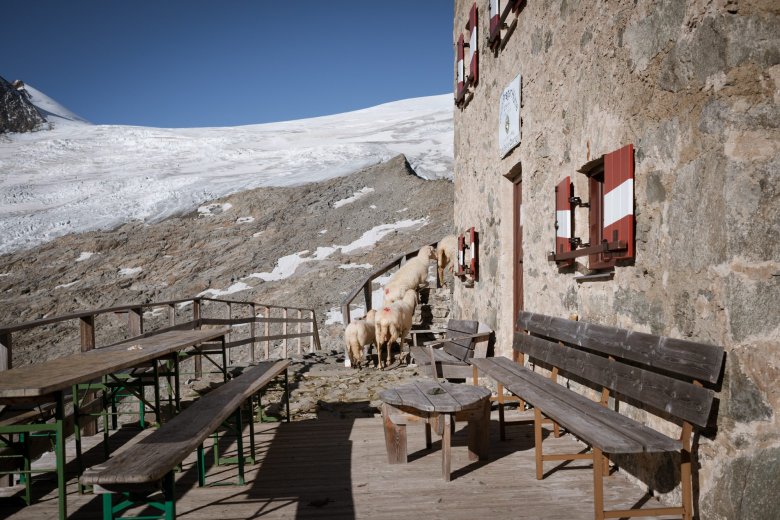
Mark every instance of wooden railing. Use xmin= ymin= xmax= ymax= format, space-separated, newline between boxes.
xmin=340 ymin=241 xmax=438 ymax=325
xmin=0 ymin=296 xmax=321 ymax=372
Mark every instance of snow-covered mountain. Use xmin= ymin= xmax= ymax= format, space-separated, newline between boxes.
xmin=0 ymin=88 xmax=452 ymax=255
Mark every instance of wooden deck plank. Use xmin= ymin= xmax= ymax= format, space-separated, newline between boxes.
xmin=0 ymin=409 xmax=676 ymax=519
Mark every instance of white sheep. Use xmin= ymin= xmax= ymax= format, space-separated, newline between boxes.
xmin=383 ymin=245 xmax=435 ymax=304
xmin=374 ymin=289 xmax=418 ymax=369
xmin=344 ymin=309 xmax=376 ymax=369
xmin=436 ymin=235 xmax=458 ymax=287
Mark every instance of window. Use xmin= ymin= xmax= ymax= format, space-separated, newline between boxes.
xmin=550 ymin=144 xmax=635 ymax=270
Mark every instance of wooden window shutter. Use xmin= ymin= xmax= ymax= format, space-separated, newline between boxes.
xmin=456 ymin=34 xmax=466 ymax=104
xmin=603 ymin=144 xmax=635 ymax=260
xmin=555 ymin=176 xmax=574 ymax=266
xmin=489 ymin=0 xmax=500 ymax=44
xmin=467 ymin=3 xmax=478 ymax=85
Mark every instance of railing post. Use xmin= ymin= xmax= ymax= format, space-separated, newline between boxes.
xmin=264 ymin=306 xmax=270 ymax=360
xmin=128 ymin=308 xmax=143 ymax=337
xmin=168 ymin=304 xmax=175 ymax=327
xmin=0 ymin=328 xmax=10 ymax=485
xmin=297 ymin=309 xmax=302 ymax=355
xmin=0 ymin=330 xmax=11 ymax=371
xmin=193 ymin=299 xmax=202 ymax=378
xmin=250 ymin=303 xmax=257 ymax=363
xmin=79 ymin=315 xmax=98 ymax=435
xmin=283 ymin=308 xmax=288 ymax=358
xmin=311 ymin=311 xmax=321 ymax=351
xmin=227 ymin=302 xmax=233 ymax=365
xmin=364 ymin=283 xmax=372 ymax=312
xmin=342 ymin=303 xmax=351 ymax=329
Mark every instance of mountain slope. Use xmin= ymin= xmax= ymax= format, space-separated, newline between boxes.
xmin=0 ymin=91 xmax=452 ymax=255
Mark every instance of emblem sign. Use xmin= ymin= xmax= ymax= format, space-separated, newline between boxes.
xmin=498 ymin=73 xmax=521 ymax=157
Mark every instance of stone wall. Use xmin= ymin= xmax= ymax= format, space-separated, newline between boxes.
xmin=451 ymin=1 xmax=779 ymax=518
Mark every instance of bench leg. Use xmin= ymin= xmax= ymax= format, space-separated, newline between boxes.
xmin=381 ymin=404 xmax=407 ymax=464
xmin=197 ymin=443 xmax=206 ymax=487
xmin=162 ymin=470 xmax=176 ymax=520
xmin=497 ymin=383 xmax=506 ymax=441
xmin=534 ymin=407 xmax=544 ymax=480
xmin=681 ymin=448 xmax=693 ymax=520
xmin=592 ymin=447 xmax=605 ymax=520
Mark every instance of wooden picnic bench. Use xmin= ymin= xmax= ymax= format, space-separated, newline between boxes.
xmin=409 ymin=319 xmax=492 ymax=380
xmin=471 ymin=311 xmax=725 ymax=520
xmin=81 ymin=359 xmax=290 ymax=520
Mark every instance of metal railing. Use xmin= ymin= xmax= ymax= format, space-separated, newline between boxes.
xmin=0 ymin=296 xmax=321 ymax=372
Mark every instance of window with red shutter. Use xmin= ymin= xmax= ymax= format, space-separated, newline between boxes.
xmin=467 ymin=3 xmax=478 ymax=86
xmin=455 ymin=34 xmax=466 ymax=106
xmin=555 ymin=177 xmax=575 ymax=268
xmin=549 ymin=145 xmax=635 ymax=271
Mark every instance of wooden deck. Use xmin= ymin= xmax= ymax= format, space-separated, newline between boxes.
xmin=0 ymin=409 xmax=675 ymax=519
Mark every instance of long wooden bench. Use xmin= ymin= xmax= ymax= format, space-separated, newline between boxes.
xmin=472 ymin=311 xmax=724 ymax=520
xmin=409 ymin=319 xmax=492 ymax=380
xmin=81 ymin=359 xmax=290 ymax=520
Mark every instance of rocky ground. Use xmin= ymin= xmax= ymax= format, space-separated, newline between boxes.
xmin=0 ymin=154 xmax=454 ymax=418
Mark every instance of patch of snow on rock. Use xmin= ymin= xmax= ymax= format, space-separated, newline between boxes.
xmin=55 ymin=281 xmax=78 ymax=289
xmin=333 ymin=187 xmax=375 ymax=208
xmin=198 ymin=203 xmax=233 ymax=216
xmin=118 ymin=267 xmax=142 ymax=277
xmin=198 ymin=281 xmax=253 ymax=298
xmin=339 ymin=263 xmax=373 ymax=270
xmin=236 ymin=216 xmax=255 ymax=224
xmin=76 ymin=251 xmax=96 ymax=262
xmin=340 ymin=218 xmax=429 ymax=254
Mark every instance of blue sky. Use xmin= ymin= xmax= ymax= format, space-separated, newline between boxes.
xmin=4 ymin=1 xmax=453 ymax=127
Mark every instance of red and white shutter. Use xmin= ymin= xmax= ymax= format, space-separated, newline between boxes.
xmin=603 ymin=144 xmax=634 ymax=260
xmin=467 ymin=3 xmax=478 ymax=85
xmin=555 ymin=177 xmax=574 ymax=263
xmin=456 ymin=34 xmax=465 ymax=103
xmin=489 ymin=0 xmax=500 ymax=43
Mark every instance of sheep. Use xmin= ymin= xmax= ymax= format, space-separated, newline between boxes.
xmin=374 ymin=289 xmax=418 ymax=369
xmin=343 ymin=309 xmax=376 ymax=369
xmin=436 ymin=235 xmax=458 ymax=287
xmin=383 ymin=245 xmax=435 ymax=304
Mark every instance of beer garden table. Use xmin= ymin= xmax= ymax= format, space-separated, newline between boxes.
xmin=0 ymin=327 xmax=230 ymax=519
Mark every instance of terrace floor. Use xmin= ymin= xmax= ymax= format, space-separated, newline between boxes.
xmin=0 ymin=408 xmax=675 ymax=519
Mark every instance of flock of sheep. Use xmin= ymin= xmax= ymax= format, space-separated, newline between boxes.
xmin=344 ymin=235 xmax=458 ymax=370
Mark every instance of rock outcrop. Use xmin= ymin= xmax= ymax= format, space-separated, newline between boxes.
xmin=0 ymin=76 xmax=45 ymax=133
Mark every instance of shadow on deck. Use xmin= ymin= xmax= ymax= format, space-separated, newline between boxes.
xmin=0 ymin=408 xmax=674 ymax=519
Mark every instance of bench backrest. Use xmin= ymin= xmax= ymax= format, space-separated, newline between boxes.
xmin=514 ymin=311 xmax=725 ymax=428
xmin=442 ymin=319 xmax=480 ymax=362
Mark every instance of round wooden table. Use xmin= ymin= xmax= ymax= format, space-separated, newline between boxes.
xmin=379 ymin=380 xmax=492 ymax=481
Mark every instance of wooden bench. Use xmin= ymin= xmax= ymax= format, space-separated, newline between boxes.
xmin=409 ymin=319 xmax=492 ymax=380
xmin=81 ymin=359 xmax=290 ymax=520
xmin=471 ymin=311 xmax=724 ymax=520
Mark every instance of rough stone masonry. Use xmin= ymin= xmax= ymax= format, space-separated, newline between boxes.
xmin=451 ymin=1 xmax=778 ymax=518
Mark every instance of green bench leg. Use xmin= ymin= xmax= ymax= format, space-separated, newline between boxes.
xmin=101 ymin=471 xmax=177 ymax=520
xmin=197 ymin=444 xmax=206 ymax=487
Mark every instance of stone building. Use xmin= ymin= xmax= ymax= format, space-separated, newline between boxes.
xmin=451 ymin=1 xmax=778 ymax=518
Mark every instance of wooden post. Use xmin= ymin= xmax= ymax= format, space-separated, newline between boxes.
xmin=250 ymin=303 xmax=257 ymax=363
xmin=283 ymin=308 xmax=288 ymax=358
xmin=80 ymin=315 xmax=98 ymax=435
xmin=0 ymin=330 xmax=11 ymax=371
xmin=312 ymin=311 xmax=322 ymax=351
xmin=168 ymin=304 xmax=175 ymax=327
xmin=227 ymin=302 xmax=232 ymax=365
xmin=128 ymin=308 xmax=143 ymax=337
xmin=193 ymin=299 xmax=202 ymax=378
xmin=342 ymin=303 xmax=350 ymax=329
xmin=363 ymin=283 xmax=372 ymax=312
xmin=297 ymin=309 xmax=302 ymax=355
xmin=264 ymin=307 xmax=270 ymax=360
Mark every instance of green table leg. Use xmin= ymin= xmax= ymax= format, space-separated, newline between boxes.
xmin=55 ymin=391 xmax=67 ymax=520
xmin=162 ymin=470 xmax=176 ymax=520
xmin=235 ymin=409 xmax=245 ymax=485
